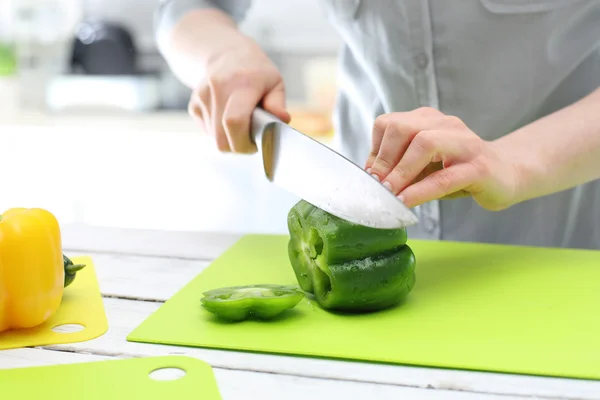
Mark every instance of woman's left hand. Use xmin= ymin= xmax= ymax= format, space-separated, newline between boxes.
xmin=364 ymin=107 xmax=521 ymax=211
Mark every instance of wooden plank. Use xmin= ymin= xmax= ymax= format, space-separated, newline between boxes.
xmin=36 ymin=297 xmax=600 ymax=400
xmin=72 ymin=251 xmax=208 ymax=301
xmin=61 ymin=224 xmax=241 ymax=260
xmin=0 ymin=349 xmax=509 ymax=400
xmin=0 ymin=348 xmax=114 ymax=367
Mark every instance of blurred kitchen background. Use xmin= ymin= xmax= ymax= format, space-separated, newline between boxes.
xmin=0 ymin=0 xmax=343 ymax=234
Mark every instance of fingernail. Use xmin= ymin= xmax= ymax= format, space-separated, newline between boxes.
xmin=382 ymin=181 xmax=392 ymax=191
xmin=366 ymin=168 xmax=372 ymax=174
xmin=371 ymin=174 xmax=379 ymax=181
xmin=397 ymin=194 xmax=405 ymax=203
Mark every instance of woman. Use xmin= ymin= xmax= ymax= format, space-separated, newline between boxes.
xmin=154 ymin=0 xmax=600 ymax=249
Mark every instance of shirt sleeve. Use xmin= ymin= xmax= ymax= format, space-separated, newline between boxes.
xmin=154 ymin=0 xmax=252 ymax=54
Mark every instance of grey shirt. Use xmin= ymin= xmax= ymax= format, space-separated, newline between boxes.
xmin=156 ymin=0 xmax=600 ymax=250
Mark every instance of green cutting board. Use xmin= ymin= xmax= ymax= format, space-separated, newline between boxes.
xmin=1 ymin=356 xmax=221 ymax=399
xmin=127 ymin=234 xmax=600 ymax=380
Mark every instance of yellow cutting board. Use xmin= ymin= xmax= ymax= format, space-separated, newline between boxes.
xmin=1 ymin=355 xmax=222 ymax=399
xmin=0 ymin=256 xmax=108 ymax=349
xmin=127 ymin=235 xmax=600 ymax=380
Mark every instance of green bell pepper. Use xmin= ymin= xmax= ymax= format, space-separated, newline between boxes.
xmin=287 ymin=200 xmax=416 ymax=312
xmin=200 ymin=284 xmax=305 ymax=321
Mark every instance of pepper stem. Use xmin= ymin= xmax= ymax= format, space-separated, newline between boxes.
xmin=65 ymin=263 xmax=86 ymax=274
xmin=63 ymin=254 xmax=86 ymax=274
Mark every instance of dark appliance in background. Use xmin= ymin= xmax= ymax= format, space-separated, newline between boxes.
xmin=46 ymin=19 xmax=163 ymax=112
xmin=70 ymin=20 xmax=138 ymax=75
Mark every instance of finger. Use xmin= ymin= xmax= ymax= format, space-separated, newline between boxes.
xmin=382 ymin=130 xmax=461 ymax=195
xmin=412 ymin=161 xmax=444 ymax=184
xmin=368 ymin=123 xmax=413 ymax=185
xmin=262 ymin=82 xmax=291 ymax=123
xmin=365 ymin=107 xmax=444 ymax=173
xmin=187 ymin=97 xmax=203 ymax=124
xmin=189 ymin=91 xmax=227 ymax=150
xmin=207 ymin=80 xmax=235 ymax=152
xmin=222 ymin=87 xmax=264 ymax=153
xmin=412 ymin=106 xmax=444 ymax=119
xmin=215 ymin=122 xmax=233 ymax=152
xmin=368 ymin=113 xmax=444 ymax=177
xmin=191 ymin=86 xmax=231 ymax=151
xmin=398 ymin=163 xmax=478 ymax=208
xmin=364 ymin=114 xmax=390 ymax=172
xmin=194 ymin=86 xmax=212 ymax=127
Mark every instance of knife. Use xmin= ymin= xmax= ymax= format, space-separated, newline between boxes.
xmin=250 ymin=108 xmax=419 ymax=230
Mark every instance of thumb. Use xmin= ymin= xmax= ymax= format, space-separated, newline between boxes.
xmin=262 ymin=83 xmax=291 ymax=123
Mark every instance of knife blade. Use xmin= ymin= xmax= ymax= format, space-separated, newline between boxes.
xmin=250 ymin=108 xmax=419 ymax=229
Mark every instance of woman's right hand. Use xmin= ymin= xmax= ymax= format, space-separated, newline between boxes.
xmin=162 ymin=8 xmax=290 ymax=153
xmin=186 ymin=38 xmax=290 ymax=154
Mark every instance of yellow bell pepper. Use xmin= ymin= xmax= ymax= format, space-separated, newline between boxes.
xmin=0 ymin=208 xmax=65 ymax=332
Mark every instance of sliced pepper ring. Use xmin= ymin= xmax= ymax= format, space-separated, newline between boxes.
xmin=200 ymin=284 xmax=305 ymax=322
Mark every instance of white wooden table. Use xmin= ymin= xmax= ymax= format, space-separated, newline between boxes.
xmin=1 ymin=224 xmax=599 ymax=400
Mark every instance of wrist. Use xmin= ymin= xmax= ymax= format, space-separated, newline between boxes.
xmin=163 ymin=8 xmax=253 ymax=88
xmin=489 ymin=133 xmax=547 ymax=206
xmin=488 ymin=88 xmax=600 ymax=207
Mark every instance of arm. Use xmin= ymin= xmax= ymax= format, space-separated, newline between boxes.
xmin=493 ymin=87 xmax=600 ymax=205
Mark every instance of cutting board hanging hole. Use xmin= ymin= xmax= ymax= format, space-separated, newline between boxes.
xmin=149 ymin=367 xmax=187 ymax=381
xmin=51 ymin=323 xmax=85 ymax=333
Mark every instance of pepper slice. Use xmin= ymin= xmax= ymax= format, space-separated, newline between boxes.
xmin=287 ymin=200 xmax=416 ymax=312
xmin=200 ymin=284 xmax=305 ymax=321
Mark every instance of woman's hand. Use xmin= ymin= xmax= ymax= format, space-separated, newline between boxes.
xmin=163 ymin=8 xmax=290 ymax=154
xmin=364 ymin=107 xmax=521 ymax=211
xmin=187 ymin=38 xmax=290 ymax=153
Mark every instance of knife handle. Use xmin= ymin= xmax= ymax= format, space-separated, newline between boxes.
xmin=250 ymin=107 xmax=281 ymax=145
xmin=250 ymin=107 xmax=281 ymax=181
